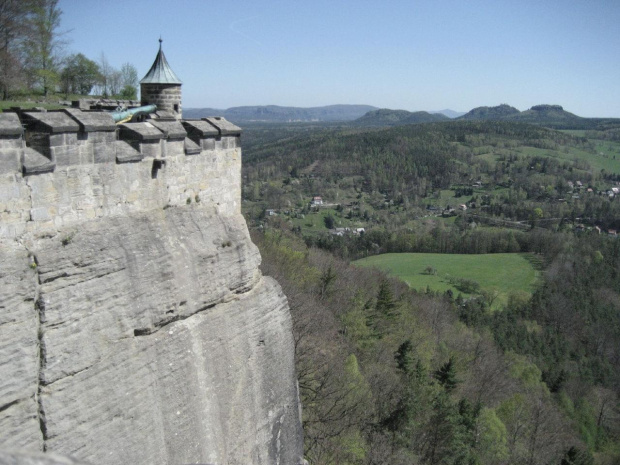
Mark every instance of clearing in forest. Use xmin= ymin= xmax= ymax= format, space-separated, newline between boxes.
xmin=354 ymin=252 xmax=540 ymax=310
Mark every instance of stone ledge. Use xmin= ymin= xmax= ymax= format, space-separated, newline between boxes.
xmin=203 ymin=117 xmax=241 ymax=136
xmin=182 ymin=120 xmax=219 ymax=138
xmin=183 ymin=137 xmax=201 ymax=155
xmin=22 ymin=112 xmax=79 ymax=134
xmin=23 ymin=147 xmax=55 ymax=175
xmin=0 ymin=113 xmax=23 ymax=136
xmin=115 ymin=140 xmax=143 ymax=163
xmin=118 ymin=122 xmax=163 ymax=141
xmin=150 ymin=120 xmax=186 ymax=139
xmin=63 ymin=108 xmax=116 ymax=132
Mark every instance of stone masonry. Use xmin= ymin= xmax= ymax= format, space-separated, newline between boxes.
xmin=0 ymin=110 xmax=241 ymax=239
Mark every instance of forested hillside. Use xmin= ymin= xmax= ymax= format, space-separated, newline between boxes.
xmin=458 ymin=105 xmax=620 ymax=130
xmin=352 ymin=109 xmax=450 ymax=127
xmin=243 ymin=120 xmax=620 ymax=464
xmin=184 ymin=104 xmax=378 ymax=122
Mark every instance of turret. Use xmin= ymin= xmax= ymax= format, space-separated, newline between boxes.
xmin=140 ymin=38 xmax=182 ymax=120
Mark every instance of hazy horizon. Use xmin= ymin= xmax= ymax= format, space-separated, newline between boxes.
xmin=59 ymin=0 xmax=620 ymax=118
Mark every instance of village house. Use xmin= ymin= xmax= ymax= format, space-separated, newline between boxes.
xmin=330 ymin=227 xmax=349 ymax=236
xmin=311 ymin=196 xmax=323 ymax=206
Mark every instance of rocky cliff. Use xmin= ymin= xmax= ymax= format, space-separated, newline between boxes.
xmin=0 ymin=110 xmax=304 ymax=464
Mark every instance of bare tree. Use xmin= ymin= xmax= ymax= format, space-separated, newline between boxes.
xmin=96 ymin=52 xmax=112 ymax=97
xmin=0 ymin=0 xmax=32 ymax=98
xmin=108 ymin=68 xmax=122 ymax=96
xmin=23 ymin=0 xmax=67 ymax=96
xmin=119 ymin=62 xmax=138 ymax=99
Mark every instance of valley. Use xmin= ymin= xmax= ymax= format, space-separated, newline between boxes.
xmin=242 ymin=116 xmax=620 ymax=464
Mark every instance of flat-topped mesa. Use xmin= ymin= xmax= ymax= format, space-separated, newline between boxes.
xmin=0 ymin=109 xmax=242 ymax=239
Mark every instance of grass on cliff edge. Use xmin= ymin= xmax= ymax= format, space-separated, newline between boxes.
xmin=354 ymin=252 xmax=540 ymax=310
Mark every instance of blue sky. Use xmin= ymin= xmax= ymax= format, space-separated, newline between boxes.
xmin=58 ymin=0 xmax=620 ymax=117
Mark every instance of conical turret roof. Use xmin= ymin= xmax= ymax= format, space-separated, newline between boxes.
xmin=140 ymin=39 xmax=182 ymax=85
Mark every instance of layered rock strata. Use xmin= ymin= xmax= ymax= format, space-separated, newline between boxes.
xmin=0 ymin=110 xmax=303 ymax=464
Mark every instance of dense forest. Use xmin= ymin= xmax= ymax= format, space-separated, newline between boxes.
xmin=243 ymin=119 xmax=620 ymax=464
xmin=243 ymin=121 xmax=620 ymax=236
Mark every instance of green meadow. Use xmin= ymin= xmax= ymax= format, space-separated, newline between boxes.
xmin=354 ymin=252 xmax=540 ymax=309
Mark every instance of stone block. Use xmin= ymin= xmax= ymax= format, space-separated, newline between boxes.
xmin=149 ymin=120 xmax=186 ymax=139
xmin=140 ymin=140 xmax=162 ymax=158
xmin=182 ymin=120 xmax=218 ymax=138
xmin=0 ymin=149 xmax=21 ymax=174
xmin=201 ymin=138 xmax=215 ymax=151
xmin=77 ymin=141 xmax=95 ymax=165
xmin=203 ymin=117 xmax=242 ymax=136
xmin=88 ymin=131 xmax=116 ymax=144
xmin=49 ymin=133 xmax=66 ymax=147
xmin=0 ymin=135 xmax=23 ymax=149
xmin=0 ymin=112 xmax=23 ymax=136
xmin=164 ymin=139 xmax=184 ymax=157
xmin=183 ymin=138 xmax=201 ymax=156
xmin=116 ymin=140 xmax=143 ymax=163
xmin=119 ymin=122 xmax=164 ymax=142
xmin=23 ymin=147 xmax=55 ymax=175
xmin=93 ymin=143 xmax=115 ymax=164
xmin=52 ymin=144 xmax=80 ymax=167
xmin=23 ymin=112 xmax=79 ymax=134
xmin=64 ymin=108 xmax=116 ymax=132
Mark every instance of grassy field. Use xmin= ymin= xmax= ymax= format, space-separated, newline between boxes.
xmin=516 ymin=145 xmax=620 ymax=174
xmin=0 ymin=93 xmax=91 ymax=111
xmin=354 ymin=252 xmax=540 ymax=310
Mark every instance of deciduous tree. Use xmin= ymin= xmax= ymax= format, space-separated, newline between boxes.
xmin=24 ymin=0 xmax=65 ymax=96
xmin=60 ymin=53 xmax=100 ymax=95
xmin=0 ymin=0 xmax=31 ymax=98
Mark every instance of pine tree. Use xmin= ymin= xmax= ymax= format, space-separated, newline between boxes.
xmin=435 ymin=357 xmax=459 ymax=392
xmin=375 ymin=279 xmax=396 ymax=317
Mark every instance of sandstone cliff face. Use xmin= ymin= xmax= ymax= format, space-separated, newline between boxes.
xmin=0 ymin=112 xmax=303 ymax=464
xmin=1 ymin=206 xmax=303 ymax=464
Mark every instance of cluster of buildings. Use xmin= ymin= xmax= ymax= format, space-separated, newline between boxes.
xmin=567 ymin=181 xmax=620 ymax=199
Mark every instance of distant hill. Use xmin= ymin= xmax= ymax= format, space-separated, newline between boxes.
xmin=184 ymin=103 xmax=620 ymax=129
xmin=183 ymin=107 xmax=223 ymax=118
xmin=353 ymin=109 xmax=450 ymax=126
xmin=509 ymin=104 xmax=581 ymax=124
xmin=429 ymin=109 xmax=466 ymax=118
xmin=459 ymin=104 xmax=520 ymax=121
xmin=183 ymin=104 xmax=378 ymax=122
xmin=457 ymin=103 xmax=620 ymax=129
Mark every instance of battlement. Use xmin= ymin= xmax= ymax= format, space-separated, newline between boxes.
xmin=0 ymin=109 xmax=242 ymax=239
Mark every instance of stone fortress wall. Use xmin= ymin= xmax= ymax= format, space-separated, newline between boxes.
xmin=0 ymin=106 xmax=305 ymax=465
xmin=0 ymin=108 xmax=241 ymax=239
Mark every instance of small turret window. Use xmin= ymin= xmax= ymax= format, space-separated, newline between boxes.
xmin=174 ymin=104 xmax=179 ymax=113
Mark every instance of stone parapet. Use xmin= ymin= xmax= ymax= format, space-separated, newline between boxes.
xmin=64 ymin=108 xmax=116 ymax=132
xmin=0 ymin=109 xmax=242 ymax=239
